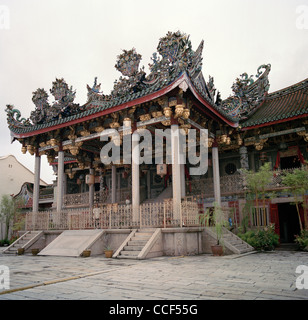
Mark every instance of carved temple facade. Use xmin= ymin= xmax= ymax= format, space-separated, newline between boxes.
xmin=6 ymin=31 xmax=308 ymax=243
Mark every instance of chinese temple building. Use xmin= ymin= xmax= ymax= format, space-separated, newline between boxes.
xmin=5 ymin=31 xmax=308 ymax=256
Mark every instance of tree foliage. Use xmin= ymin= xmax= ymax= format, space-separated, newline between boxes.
xmin=282 ymin=167 xmax=308 ymax=231
xmin=0 ymin=195 xmax=22 ymax=240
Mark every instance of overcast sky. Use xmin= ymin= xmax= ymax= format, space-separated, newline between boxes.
xmin=0 ymin=0 xmax=307 ymax=184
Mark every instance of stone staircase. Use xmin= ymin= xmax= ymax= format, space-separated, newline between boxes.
xmin=206 ymin=227 xmax=255 ymax=255
xmin=115 ymin=229 xmax=157 ymax=259
xmin=2 ymin=230 xmax=43 ymax=254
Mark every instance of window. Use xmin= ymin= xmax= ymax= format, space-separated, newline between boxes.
xmin=250 ymin=206 xmax=269 ymax=227
xmin=225 ymin=163 xmax=237 ymax=175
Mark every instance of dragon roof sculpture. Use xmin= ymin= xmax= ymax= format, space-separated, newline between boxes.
xmin=220 ymin=64 xmax=271 ymax=119
xmin=5 ymin=31 xmax=272 ymax=135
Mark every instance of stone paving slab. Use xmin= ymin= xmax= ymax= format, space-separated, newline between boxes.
xmin=0 ymin=248 xmax=308 ymax=301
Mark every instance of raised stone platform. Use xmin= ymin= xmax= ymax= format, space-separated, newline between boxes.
xmin=38 ymin=230 xmax=104 ymax=257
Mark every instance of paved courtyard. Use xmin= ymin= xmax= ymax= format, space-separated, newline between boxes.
xmin=0 ymin=248 xmax=307 ymax=301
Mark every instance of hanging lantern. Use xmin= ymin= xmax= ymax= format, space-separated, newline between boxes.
xmin=157 ymin=164 xmax=167 ymax=178
xmin=86 ymin=174 xmax=95 ymax=185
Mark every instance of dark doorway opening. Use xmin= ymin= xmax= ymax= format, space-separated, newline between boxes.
xmin=280 ymin=156 xmax=301 ymax=170
xmin=278 ymin=203 xmax=300 ymax=243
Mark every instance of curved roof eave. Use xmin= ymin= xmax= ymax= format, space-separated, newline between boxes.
xmin=10 ymin=73 xmax=238 ymax=139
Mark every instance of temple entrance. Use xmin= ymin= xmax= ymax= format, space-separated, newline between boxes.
xmin=278 ymin=203 xmax=300 ymax=243
xmin=280 ymin=155 xmax=301 ymax=170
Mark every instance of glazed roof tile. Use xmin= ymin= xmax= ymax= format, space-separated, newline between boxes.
xmin=241 ymin=78 xmax=308 ymax=128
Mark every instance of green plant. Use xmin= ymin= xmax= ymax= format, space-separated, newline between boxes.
xmin=282 ymin=167 xmax=308 ymax=231
xmin=0 ymin=239 xmax=10 ymax=246
xmin=295 ymin=230 xmax=308 ymax=251
xmin=238 ymin=224 xmax=279 ymax=251
xmin=199 ymin=202 xmax=228 ymax=246
xmin=0 ymin=195 xmax=22 ymax=241
xmin=242 ymin=163 xmax=275 ymax=228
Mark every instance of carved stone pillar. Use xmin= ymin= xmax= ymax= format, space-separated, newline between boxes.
xmin=240 ymin=146 xmax=249 ymax=170
xmin=171 ymin=124 xmax=182 ymax=224
xmin=89 ymin=168 xmax=94 ymax=208
xmin=111 ymin=165 xmax=116 ymax=203
xmin=212 ymin=140 xmax=221 ymax=206
xmin=56 ymin=145 xmax=64 ymax=212
xmin=132 ymin=130 xmax=140 ymax=222
xmin=33 ymin=150 xmax=41 ymax=213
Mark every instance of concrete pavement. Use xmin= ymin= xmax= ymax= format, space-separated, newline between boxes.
xmin=0 ymin=248 xmax=307 ymax=301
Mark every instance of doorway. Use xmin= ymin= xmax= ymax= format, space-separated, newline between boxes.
xmin=278 ymin=203 xmax=300 ymax=243
xmin=280 ymin=155 xmax=301 ymax=169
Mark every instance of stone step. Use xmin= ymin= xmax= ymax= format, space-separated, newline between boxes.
xmin=120 ymin=251 xmax=140 ymax=257
xmin=115 ymin=228 xmax=157 ymax=260
xmin=235 ymin=244 xmax=251 ymax=250
xmin=129 ymin=240 xmax=148 ymax=246
xmin=123 ymin=245 xmax=144 ymax=251
xmin=131 ymin=236 xmax=151 ymax=242
xmin=134 ymin=232 xmax=153 ymax=237
xmin=135 ymin=232 xmax=153 ymax=236
xmin=117 ymin=255 xmax=138 ymax=259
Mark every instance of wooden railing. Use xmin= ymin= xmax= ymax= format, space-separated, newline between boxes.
xmin=186 ymin=168 xmax=298 ymax=196
xmin=25 ymin=199 xmax=201 ymax=231
xmin=63 ymin=186 xmax=146 ymax=207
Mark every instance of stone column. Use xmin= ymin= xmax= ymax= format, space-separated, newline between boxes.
xmin=147 ymin=170 xmax=151 ymax=200
xmin=240 ymin=146 xmax=249 ymax=170
xmin=56 ymin=145 xmax=64 ymax=212
xmin=180 ymin=162 xmax=186 ymax=198
xmin=111 ymin=165 xmax=116 ymax=203
xmin=212 ymin=140 xmax=221 ymax=206
xmin=132 ymin=130 xmax=140 ymax=222
xmin=89 ymin=168 xmax=94 ymax=208
xmin=171 ymin=124 xmax=182 ymax=224
xmin=32 ymin=150 xmax=41 ymax=213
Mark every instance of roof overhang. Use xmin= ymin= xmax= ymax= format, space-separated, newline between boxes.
xmin=10 ymin=73 xmax=238 ymax=140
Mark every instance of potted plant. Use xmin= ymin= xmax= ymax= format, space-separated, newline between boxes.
xmin=199 ymin=202 xmax=228 ymax=256
xmin=17 ymin=247 xmax=24 ymax=255
xmin=82 ymin=249 xmax=91 ymax=257
xmin=104 ymin=246 xmax=113 ymax=258
xmin=31 ymin=248 xmax=40 ymax=256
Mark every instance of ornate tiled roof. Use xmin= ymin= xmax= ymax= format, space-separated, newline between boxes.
xmin=5 ymin=31 xmax=239 ymax=136
xmin=241 ymin=78 xmax=308 ymax=128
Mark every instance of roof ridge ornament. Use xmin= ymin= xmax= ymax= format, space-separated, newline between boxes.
xmin=220 ymin=63 xmax=271 ymax=119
